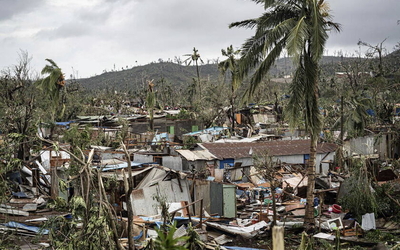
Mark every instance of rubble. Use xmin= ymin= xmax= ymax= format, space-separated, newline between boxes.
xmin=2 ymin=124 xmax=400 ymax=249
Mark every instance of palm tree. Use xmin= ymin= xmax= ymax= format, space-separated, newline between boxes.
xmin=230 ymin=0 xmax=340 ymax=226
xmin=184 ymin=47 xmax=204 ymax=98
xmin=36 ymin=59 xmax=65 ymax=121
xmin=218 ymin=45 xmax=241 ymax=134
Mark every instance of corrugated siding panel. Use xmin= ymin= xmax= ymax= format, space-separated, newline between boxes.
xmin=162 ymin=156 xmax=183 ymax=171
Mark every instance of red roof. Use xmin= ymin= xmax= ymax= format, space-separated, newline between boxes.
xmin=199 ymin=140 xmax=337 ymax=159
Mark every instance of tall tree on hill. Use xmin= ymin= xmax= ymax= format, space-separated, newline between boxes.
xmin=184 ymin=47 xmax=204 ymax=99
xmin=146 ymin=79 xmax=156 ymax=132
xmin=230 ymin=0 xmax=341 ymax=226
xmin=219 ymin=45 xmax=241 ymax=134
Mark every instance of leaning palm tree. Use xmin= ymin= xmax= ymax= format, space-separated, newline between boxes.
xmin=36 ymin=59 xmax=65 ymax=121
xmin=218 ymin=45 xmax=241 ymax=134
xmin=230 ymin=0 xmax=340 ymax=226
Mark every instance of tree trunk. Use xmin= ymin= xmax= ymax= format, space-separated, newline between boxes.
xmin=230 ymin=87 xmax=235 ymax=135
xmin=195 ymin=60 xmax=201 ymax=99
xmin=304 ymin=135 xmax=318 ymax=226
xmin=338 ymin=95 xmax=344 ymax=171
xmin=98 ymin=170 xmax=123 ymax=250
xmin=122 ymin=144 xmax=136 ymax=250
xmin=271 ymin=187 xmax=277 ymax=227
xmin=149 ymin=107 xmax=154 ymax=132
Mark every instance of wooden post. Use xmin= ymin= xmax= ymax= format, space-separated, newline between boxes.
xmin=50 ymin=165 xmax=58 ymax=199
xmin=32 ymin=168 xmax=40 ymax=197
xmin=32 ymin=168 xmax=39 ymax=188
xmin=272 ymin=226 xmax=284 ymax=250
xmin=200 ymin=199 xmax=203 ymax=228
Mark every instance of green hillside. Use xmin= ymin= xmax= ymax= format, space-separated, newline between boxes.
xmin=77 ymin=53 xmax=399 ymax=92
xmin=77 ymin=62 xmax=221 ymax=92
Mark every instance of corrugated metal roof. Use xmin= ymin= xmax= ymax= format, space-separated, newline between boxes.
xmin=101 ymin=167 xmax=152 ymax=181
xmin=176 ymin=149 xmax=217 ymax=161
xmin=199 ymin=140 xmax=337 ymax=159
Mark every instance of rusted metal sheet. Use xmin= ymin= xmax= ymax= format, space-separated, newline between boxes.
xmin=200 ymin=140 xmax=337 ymax=159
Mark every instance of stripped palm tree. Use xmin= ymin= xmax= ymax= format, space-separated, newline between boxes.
xmin=219 ymin=45 xmax=241 ymax=134
xmin=231 ymin=0 xmax=341 ymax=226
xmin=184 ymin=47 xmax=204 ymax=99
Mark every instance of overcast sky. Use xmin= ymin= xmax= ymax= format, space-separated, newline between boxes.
xmin=1 ymin=0 xmax=399 ymax=79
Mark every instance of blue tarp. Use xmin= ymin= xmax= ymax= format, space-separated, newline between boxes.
xmin=184 ymin=126 xmax=229 ymax=136
xmin=55 ymin=121 xmax=75 ymax=128
xmin=2 ymin=221 xmax=49 ymax=235
xmin=12 ymin=192 xmax=29 ymax=198
xmin=133 ymin=230 xmax=143 ymax=240
xmin=366 ymin=109 xmax=376 ymax=116
xmin=152 ymin=132 xmax=169 ymax=145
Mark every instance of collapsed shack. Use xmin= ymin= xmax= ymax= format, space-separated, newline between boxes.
xmin=186 ymin=148 xmax=400 ymax=249
xmin=0 ymin=146 xmax=72 ymax=248
xmin=3 ymin=139 xmax=400 ymax=249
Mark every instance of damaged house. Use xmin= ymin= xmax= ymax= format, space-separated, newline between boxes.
xmin=178 ymin=139 xmax=338 ymax=179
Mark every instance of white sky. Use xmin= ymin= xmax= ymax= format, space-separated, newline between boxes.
xmin=0 ymin=0 xmax=399 ymax=78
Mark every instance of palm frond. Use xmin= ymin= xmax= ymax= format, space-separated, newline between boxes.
xmin=248 ymin=39 xmax=285 ymax=95
xmin=309 ymin=0 xmax=328 ymax=61
xmin=45 ymin=58 xmax=59 ymax=68
xmin=286 ymin=16 xmax=307 ymax=60
xmin=286 ymin=64 xmax=306 ymax=129
xmin=229 ymin=19 xmax=258 ymax=29
xmin=36 ymin=59 xmax=64 ymax=103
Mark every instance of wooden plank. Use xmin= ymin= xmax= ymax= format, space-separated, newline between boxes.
xmin=285 ymin=203 xmax=305 ymax=212
xmin=291 ymin=209 xmax=306 ymax=217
